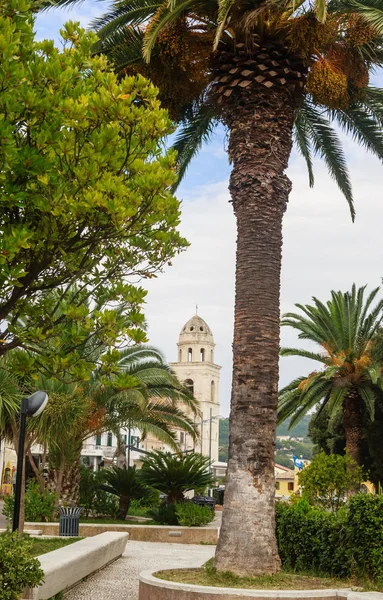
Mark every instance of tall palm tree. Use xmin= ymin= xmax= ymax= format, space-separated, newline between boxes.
xmin=48 ymin=0 xmax=383 ymax=574
xmin=279 ymin=285 xmax=383 ymax=466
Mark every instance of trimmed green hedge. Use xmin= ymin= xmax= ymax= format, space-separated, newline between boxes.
xmin=276 ymin=494 xmax=383 ymax=582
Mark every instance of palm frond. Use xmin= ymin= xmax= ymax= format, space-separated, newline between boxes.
xmin=91 ymin=0 xmax=160 ymax=38
xmin=280 ymin=347 xmax=331 ymax=364
xmin=299 ymin=99 xmax=355 ymax=220
xmin=172 ymin=103 xmax=217 ymax=189
xmin=143 ymin=0 xmax=195 ymax=61
xmin=329 ymin=104 xmax=383 ymax=160
xmin=293 ymin=110 xmax=315 ymax=187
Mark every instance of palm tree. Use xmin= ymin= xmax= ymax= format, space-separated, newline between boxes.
xmin=279 ymin=284 xmax=383 ymax=466
xmin=32 ymin=345 xmax=200 ymax=504
xmin=49 ymin=0 xmax=383 ymax=574
xmin=140 ymin=450 xmax=214 ymax=502
xmin=98 ymin=465 xmax=149 ymax=519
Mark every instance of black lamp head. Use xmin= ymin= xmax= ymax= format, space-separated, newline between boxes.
xmin=25 ymin=391 xmax=48 ymax=417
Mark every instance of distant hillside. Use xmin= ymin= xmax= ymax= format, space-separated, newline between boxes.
xmin=218 ymin=415 xmax=312 ymax=464
xmin=276 ymin=415 xmax=310 ymax=438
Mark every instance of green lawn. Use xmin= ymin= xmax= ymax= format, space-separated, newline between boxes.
xmin=30 ymin=537 xmax=82 ymax=557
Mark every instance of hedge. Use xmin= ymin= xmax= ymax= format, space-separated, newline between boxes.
xmin=276 ymin=494 xmax=383 ymax=582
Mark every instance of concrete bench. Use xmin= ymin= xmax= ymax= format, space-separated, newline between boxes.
xmin=23 ymin=531 xmax=129 ymax=600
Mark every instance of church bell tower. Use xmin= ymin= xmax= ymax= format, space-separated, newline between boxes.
xmin=170 ymin=313 xmax=221 ymax=463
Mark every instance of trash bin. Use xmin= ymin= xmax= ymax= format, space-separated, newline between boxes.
xmin=59 ymin=507 xmax=83 ymax=536
xmin=192 ymin=495 xmax=216 ymax=511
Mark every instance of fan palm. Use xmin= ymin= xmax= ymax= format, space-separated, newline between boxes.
xmin=47 ymin=0 xmax=383 ymax=574
xmin=98 ymin=465 xmax=148 ymax=519
xmin=32 ymin=345 xmax=199 ymax=504
xmin=140 ymin=450 xmax=214 ymax=502
xmin=279 ymin=285 xmax=383 ymax=467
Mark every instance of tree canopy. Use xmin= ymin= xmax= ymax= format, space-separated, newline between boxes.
xmin=0 ymin=0 xmax=187 ymax=378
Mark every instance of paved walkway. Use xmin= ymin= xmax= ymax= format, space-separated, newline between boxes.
xmin=64 ymin=540 xmax=216 ymax=600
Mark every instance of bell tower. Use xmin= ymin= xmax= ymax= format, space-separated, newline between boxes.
xmin=170 ymin=313 xmax=221 ymax=463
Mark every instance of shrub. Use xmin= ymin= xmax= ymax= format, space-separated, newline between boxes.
xmin=148 ymin=503 xmax=179 ymax=525
xmin=347 ymin=494 xmax=383 ymax=581
xmin=276 ymin=494 xmax=383 ymax=582
xmin=276 ymin=499 xmax=349 ymax=577
xmin=92 ymin=490 xmax=119 ymax=519
xmin=0 ymin=532 xmax=44 ymax=600
xmin=298 ymin=453 xmax=364 ymax=511
xmin=175 ymin=502 xmax=214 ymax=527
xmin=3 ymin=480 xmax=57 ymax=523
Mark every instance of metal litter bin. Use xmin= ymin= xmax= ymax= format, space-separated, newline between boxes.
xmin=192 ymin=495 xmax=216 ymax=511
xmin=59 ymin=506 xmax=83 ymax=536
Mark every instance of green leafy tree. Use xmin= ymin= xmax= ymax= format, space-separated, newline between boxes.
xmin=298 ymin=452 xmax=364 ymax=511
xmin=0 ymin=0 xmax=187 ymax=380
xmin=279 ymin=285 xmax=383 ymax=466
xmin=50 ymin=0 xmax=383 ymax=574
xmin=98 ymin=465 xmax=149 ymax=519
xmin=140 ymin=451 xmax=214 ymax=503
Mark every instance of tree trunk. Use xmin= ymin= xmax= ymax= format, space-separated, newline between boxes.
xmin=214 ymin=86 xmax=295 ymax=576
xmin=117 ymin=495 xmax=131 ymax=520
xmin=48 ymin=460 xmax=81 ymax=506
xmin=343 ymin=389 xmax=362 ymax=465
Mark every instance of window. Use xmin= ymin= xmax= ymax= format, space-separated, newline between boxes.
xmin=185 ymin=379 xmax=194 ymax=394
xmin=107 ymin=432 xmax=113 ymax=447
xmin=95 ymin=434 xmax=102 ymax=446
xmin=180 ymin=432 xmax=185 ymax=444
xmin=275 ymin=481 xmax=280 ymax=490
xmin=210 ymin=380 xmax=215 ymax=402
xmin=200 ymin=348 xmax=205 ymax=362
xmin=188 ymin=348 xmax=192 ymax=362
xmin=288 ymin=482 xmax=294 ymax=491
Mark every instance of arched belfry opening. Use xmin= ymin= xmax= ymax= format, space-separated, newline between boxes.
xmin=200 ymin=348 xmax=205 ymax=362
xmin=188 ymin=348 xmax=192 ymax=362
xmin=185 ymin=379 xmax=194 ymax=394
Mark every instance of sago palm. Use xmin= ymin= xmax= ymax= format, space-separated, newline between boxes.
xmin=98 ymin=464 xmax=149 ymax=519
xmin=279 ymin=285 xmax=383 ymax=466
xmin=50 ymin=0 xmax=383 ymax=574
xmin=140 ymin=450 xmax=214 ymax=502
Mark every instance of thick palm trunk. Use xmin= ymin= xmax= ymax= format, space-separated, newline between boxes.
xmin=343 ymin=389 xmax=362 ymax=465
xmin=215 ymin=86 xmax=295 ymax=575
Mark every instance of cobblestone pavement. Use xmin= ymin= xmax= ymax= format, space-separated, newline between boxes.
xmin=64 ymin=540 xmax=216 ymax=600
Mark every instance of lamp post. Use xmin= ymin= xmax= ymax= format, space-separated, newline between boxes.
xmin=13 ymin=391 xmax=48 ymax=533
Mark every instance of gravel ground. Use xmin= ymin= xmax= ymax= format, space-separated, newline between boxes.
xmin=64 ymin=540 xmax=216 ymax=600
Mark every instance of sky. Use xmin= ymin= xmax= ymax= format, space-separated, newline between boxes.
xmin=35 ymin=5 xmax=383 ymax=416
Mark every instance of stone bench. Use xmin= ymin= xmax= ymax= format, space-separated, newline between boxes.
xmin=23 ymin=531 xmax=129 ymax=600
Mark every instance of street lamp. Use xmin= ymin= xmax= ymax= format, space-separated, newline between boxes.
xmin=13 ymin=391 xmax=48 ymax=532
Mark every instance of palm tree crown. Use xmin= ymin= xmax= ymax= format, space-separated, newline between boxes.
xmin=279 ymin=284 xmax=383 ymax=465
xmin=52 ymin=0 xmax=383 ymax=211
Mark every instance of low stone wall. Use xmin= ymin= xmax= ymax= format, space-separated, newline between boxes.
xmin=138 ymin=571 xmax=383 ymax=600
xmin=25 ymin=522 xmax=218 ymax=544
xmin=23 ymin=532 xmax=129 ymax=600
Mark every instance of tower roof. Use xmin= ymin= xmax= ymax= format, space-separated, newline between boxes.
xmin=179 ymin=315 xmax=213 ymax=342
